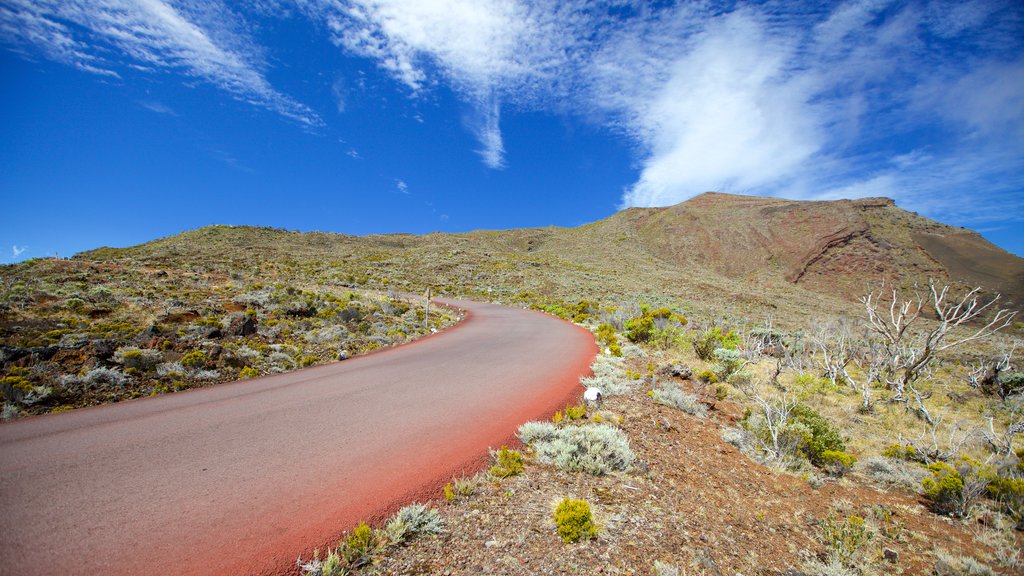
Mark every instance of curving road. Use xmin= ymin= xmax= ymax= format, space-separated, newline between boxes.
xmin=0 ymin=299 xmax=597 ymax=575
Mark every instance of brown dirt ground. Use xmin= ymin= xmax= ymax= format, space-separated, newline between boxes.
xmin=348 ymin=377 xmax=1020 ymax=576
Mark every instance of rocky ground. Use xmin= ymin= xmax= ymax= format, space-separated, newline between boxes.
xmin=305 ymin=342 xmax=1021 ymax=576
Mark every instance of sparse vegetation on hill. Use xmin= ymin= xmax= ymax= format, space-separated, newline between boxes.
xmin=0 ymin=258 xmax=455 ymax=418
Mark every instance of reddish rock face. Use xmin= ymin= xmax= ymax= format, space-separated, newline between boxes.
xmin=614 ymin=192 xmax=1023 ymax=302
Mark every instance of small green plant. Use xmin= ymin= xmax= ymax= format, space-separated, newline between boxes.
xmin=693 ymin=327 xmax=740 ymax=361
xmin=882 ymin=443 xmax=919 ymax=461
xmin=338 ymin=521 xmax=381 ymax=568
xmin=180 ymin=350 xmax=208 ymax=369
xmin=553 ymin=498 xmax=597 ymax=543
xmin=239 ymin=366 xmax=258 ymax=379
xmin=819 ymin=513 xmax=872 ymax=565
xmin=552 ymin=410 xmax=563 ymax=424
xmin=384 ymin=503 xmax=443 ymax=544
xmin=696 ymin=369 xmax=718 ymax=384
xmin=489 ymin=446 xmax=524 ymax=478
xmin=300 ymin=355 xmax=317 ymax=367
xmin=443 ymin=483 xmax=455 ymax=502
xmin=564 ymin=404 xmax=586 ymax=420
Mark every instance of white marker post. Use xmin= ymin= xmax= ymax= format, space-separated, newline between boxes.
xmin=424 ymin=287 xmax=431 ymax=331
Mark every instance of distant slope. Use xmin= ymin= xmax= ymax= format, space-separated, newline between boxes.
xmin=76 ymin=193 xmax=1024 ymax=321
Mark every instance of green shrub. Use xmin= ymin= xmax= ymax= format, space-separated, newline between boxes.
xmin=339 ymin=521 xmax=382 ymax=568
xmin=300 ymin=355 xmax=317 ymax=367
xmin=553 ymin=498 xmax=597 ymax=543
xmin=239 ymin=366 xmax=258 ymax=379
xmin=923 ymin=461 xmax=965 ymax=516
xmin=696 ymin=369 xmax=718 ymax=384
xmin=790 ymin=404 xmax=845 ymax=464
xmin=564 ymin=404 xmax=586 ymax=420
xmin=488 ymin=446 xmax=524 ymax=478
xmin=624 ymin=313 xmax=654 ymax=343
xmin=882 ymin=443 xmax=918 ymax=461
xmin=820 ymin=450 xmax=857 ymax=477
xmin=818 ymin=513 xmax=872 ymax=565
xmin=693 ymin=327 xmax=739 ymax=361
xmin=712 ymin=347 xmax=743 ymax=379
xmin=608 ymin=342 xmax=622 ymax=357
xmin=180 ymin=350 xmax=208 ymax=369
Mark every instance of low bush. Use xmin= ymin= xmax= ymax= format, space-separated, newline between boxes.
xmin=790 ymin=404 xmax=845 ymax=465
xmin=651 ymin=386 xmax=707 ymax=417
xmin=818 ymin=513 xmax=872 ymax=566
xmin=239 ymin=366 xmax=258 ymax=379
xmin=819 ymin=450 xmax=857 ymax=477
xmin=553 ymin=498 xmax=597 ymax=543
xmin=338 ymin=521 xmax=383 ymax=568
xmin=180 ymin=350 xmax=208 ymax=369
xmin=518 ymin=422 xmax=634 ymax=475
xmin=384 ymin=503 xmax=443 ymax=544
xmin=693 ymin=327 xmax=740 ymax=361
xmin=712 ymin=347 xmax=744 ymax=379
xmin=696 ymin=369 xmax=718 ymax=384
xmin=488 ymin=446 xmax=524 ymax=478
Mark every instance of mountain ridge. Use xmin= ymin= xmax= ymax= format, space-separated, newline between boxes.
xmin=76 ymin=192 xmax=1024 ymax=320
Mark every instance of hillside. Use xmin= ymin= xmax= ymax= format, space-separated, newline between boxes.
xmin=76 ymin=193 xmax=1024 ymax=322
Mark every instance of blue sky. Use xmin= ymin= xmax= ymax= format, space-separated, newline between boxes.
xmin=2 ymin=0 xmax=1023 ymax=262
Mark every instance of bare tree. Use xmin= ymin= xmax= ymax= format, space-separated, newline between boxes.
xmin=808 ymin=318 xmax=859 ymax=388
xmin=982 ymin=408 xmax=1024 ymax=456
xmin=753 ymin=393 xmax=798 ymax=463
xmin=861 ymin=281 xmax=1017 ymax=420
xmin=900 ymin=418 xmax=976 ymax=464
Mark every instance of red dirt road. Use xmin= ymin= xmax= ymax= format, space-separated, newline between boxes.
xmin=0 ymin=299 xmax=597 ymax=575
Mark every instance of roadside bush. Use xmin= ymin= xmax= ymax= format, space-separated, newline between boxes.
xmin=553 ymin=498 xmax=597 ymax=543
xmin=384 ymin=503 xmax=443 ymax=544
xmin=580 ymin=375 xmax=631 ymax=395
xmin=338 ymin=521 xmax=383 ymax=568
xmin=651 ymin=386 xmax=707 ymax=417
xmin=239 ymin=366 xmax=258 ymax=379
xmin=519 ymin=422 xmax=634 ymax=475
xmin=488 ymin=446 xmax=524 ymax=478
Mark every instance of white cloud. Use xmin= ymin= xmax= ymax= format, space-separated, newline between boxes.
xmin=395 ymin=179 xmax=409 ymax=194
xmin=589 ymin=10 xmax=823 ymax=207
xmin=0 ymin=0 xmax=320 ymax=126
xmin=310 ymin=0 xmax=576 ymax=168
xmin=331 ymin=76 xmax=347 ymax=113
xmin=139 ymin=100 xmax=178 ymax=115
xmin=12 ymin=245 xmax=26 ymax=259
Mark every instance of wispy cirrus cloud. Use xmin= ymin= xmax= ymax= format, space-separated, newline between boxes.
xmin=307 ymin=0 xmax=577 ymax=169
xmin=0 ymin=0 xmax=320 ymax=126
